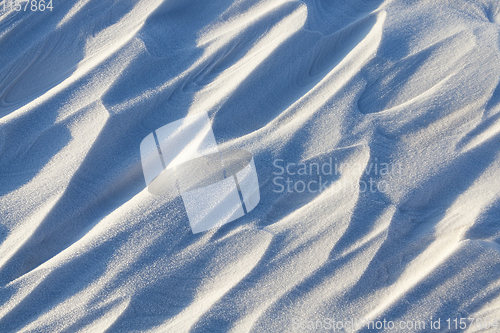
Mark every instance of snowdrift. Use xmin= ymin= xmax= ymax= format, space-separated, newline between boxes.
xmin=1 ymin=0 xmax=500 ymax=332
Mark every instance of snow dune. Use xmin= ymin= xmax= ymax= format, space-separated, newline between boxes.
xmin=1 ymin=0 xmax=500 ymax=332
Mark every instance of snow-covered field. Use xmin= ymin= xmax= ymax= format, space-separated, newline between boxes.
xmin=1 ymin=0 xmax=500 ymax=332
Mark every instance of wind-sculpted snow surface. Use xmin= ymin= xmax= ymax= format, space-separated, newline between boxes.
xmin=1 ymin=0 xmax=500 ymax=332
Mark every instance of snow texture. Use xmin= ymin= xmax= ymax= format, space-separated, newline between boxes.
xmin=1 ymin=0 xmax=500 ymax=332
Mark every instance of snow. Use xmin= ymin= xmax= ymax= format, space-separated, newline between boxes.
xmin=1 ymin=0 xmax=500 ymax=332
